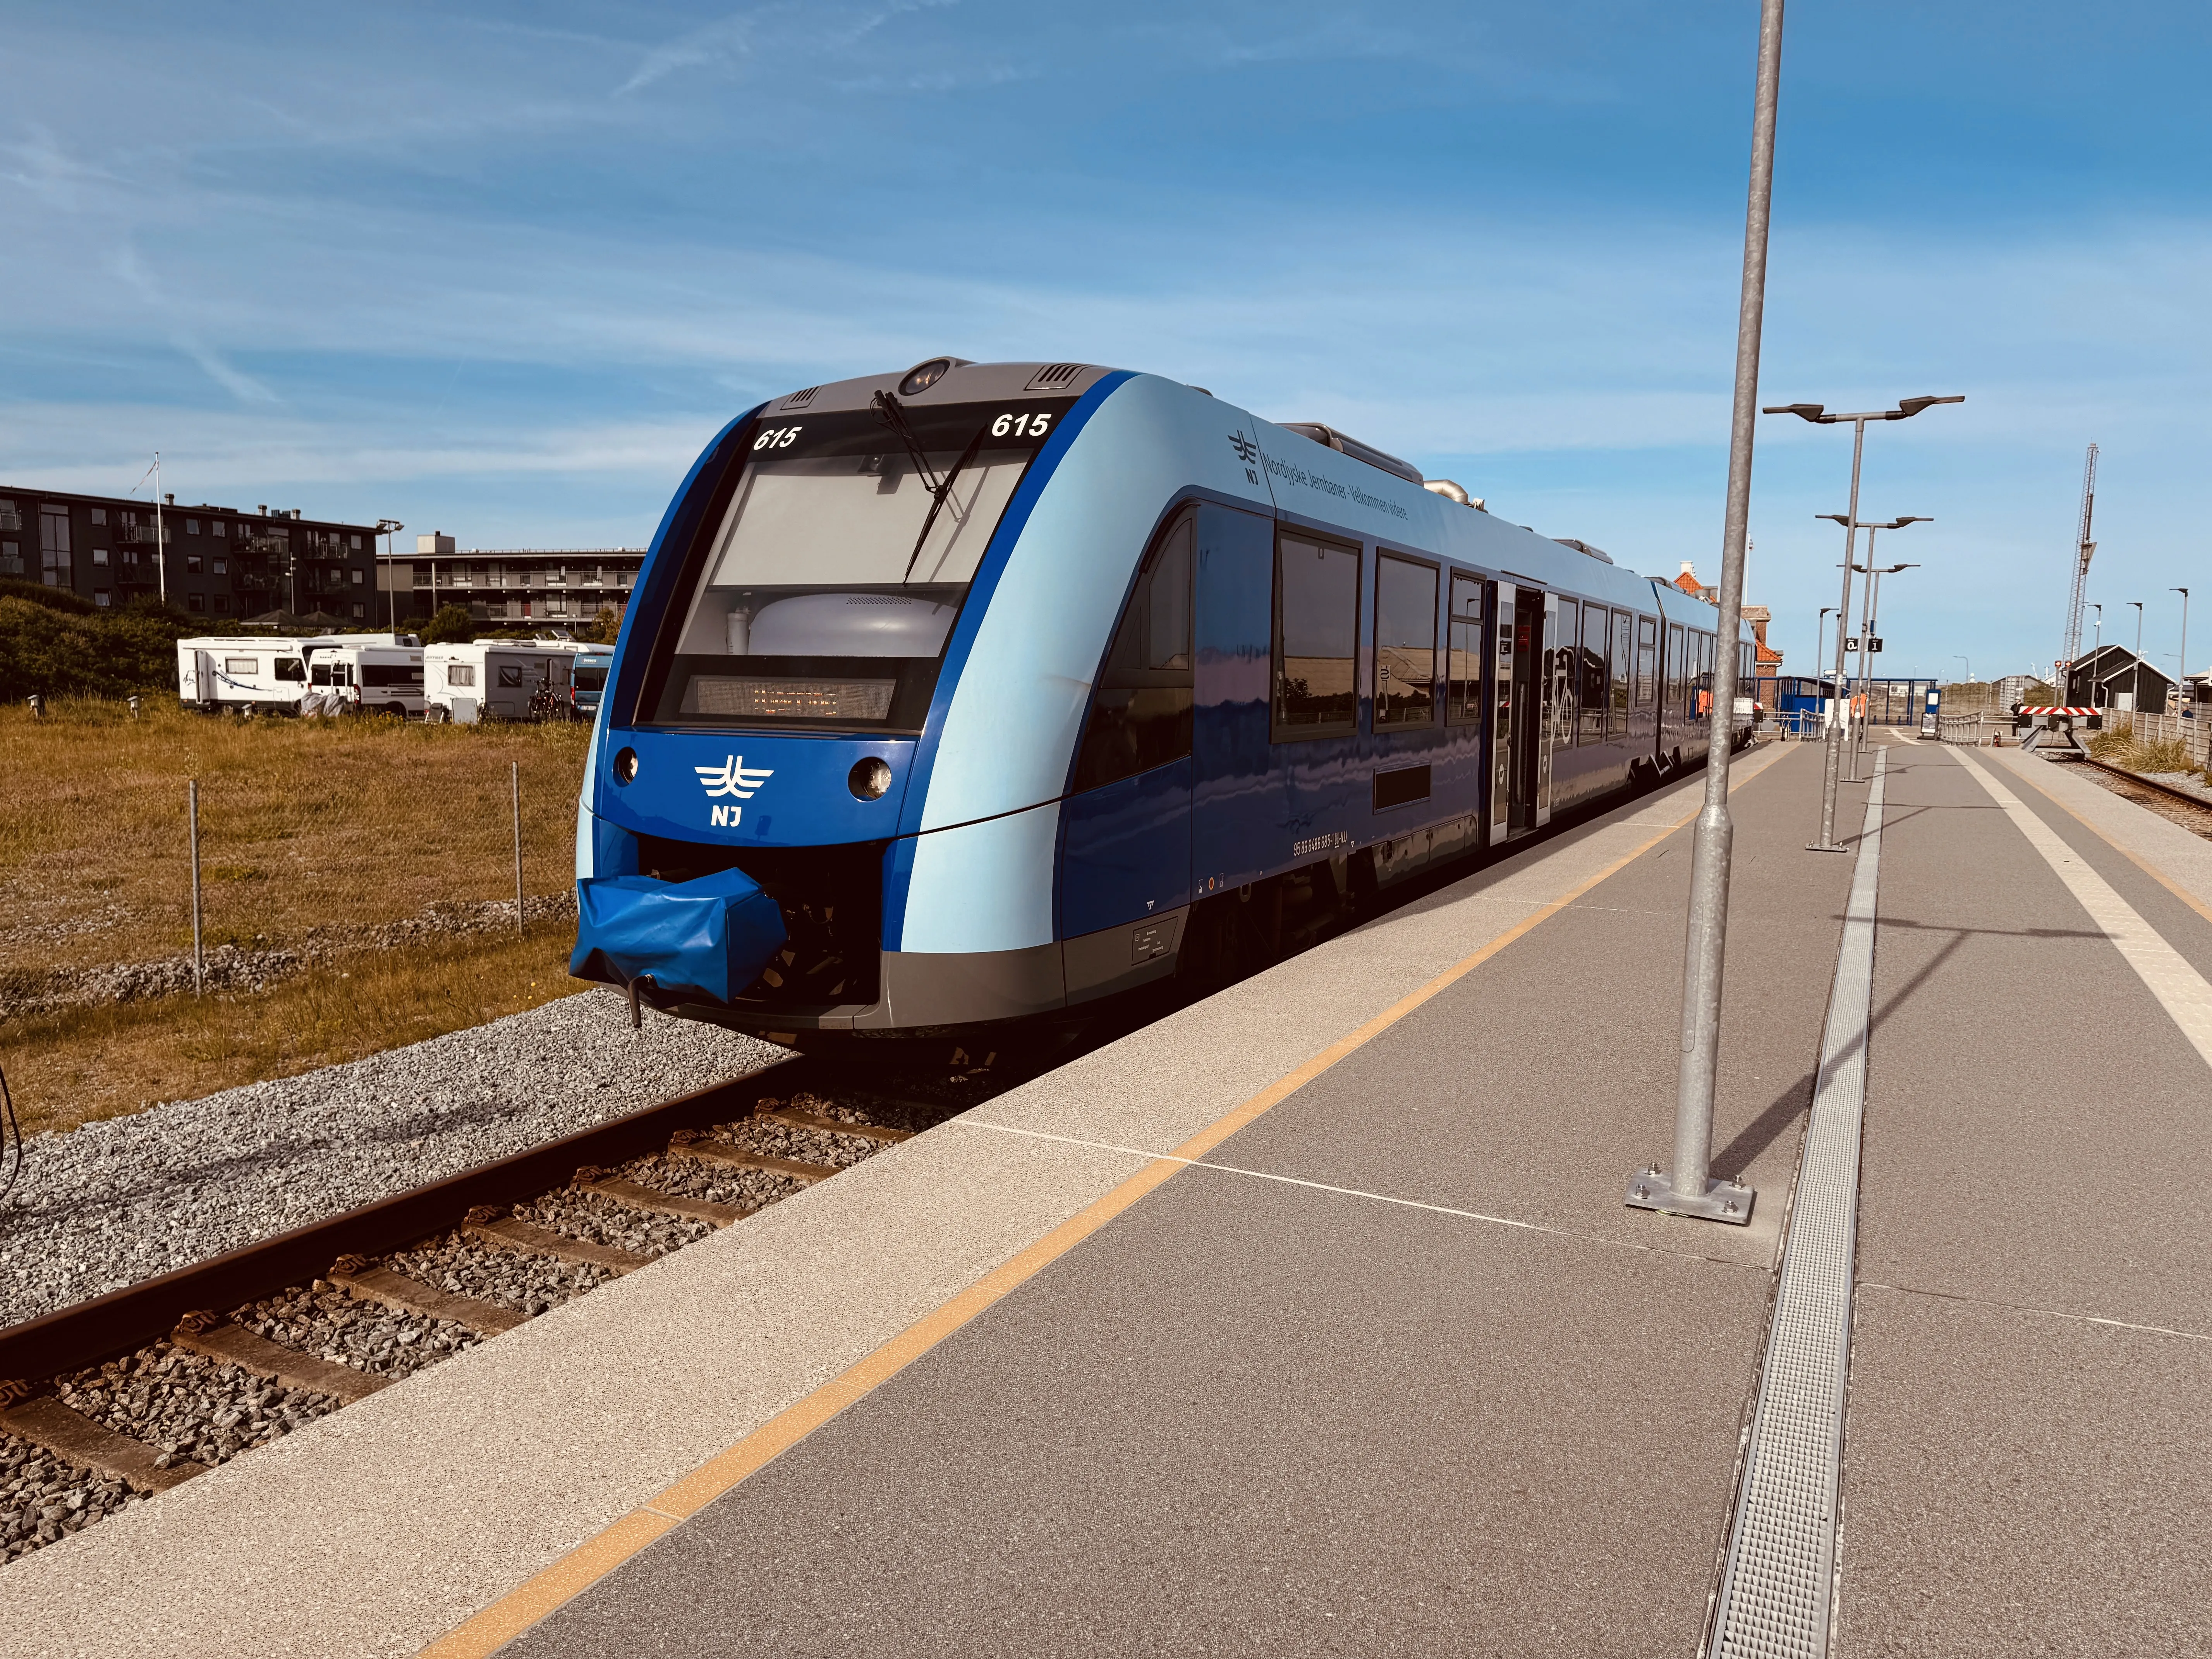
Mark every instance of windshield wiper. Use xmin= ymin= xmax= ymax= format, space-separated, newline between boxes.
xmin=901 ymin=425 xmax=986 ymax=582
xmin=871 ymin=390 xmax=941 ymax=495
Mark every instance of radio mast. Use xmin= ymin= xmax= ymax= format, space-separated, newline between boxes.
xmin=2060 ymin=443 xmax=2098 ymax=682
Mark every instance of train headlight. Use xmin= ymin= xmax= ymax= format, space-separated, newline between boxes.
xmin=613 ymin=747 xmax=639 ymax=784
xmin=897 ymin=358 xmax=953 ymax=397
xmin=848 ymin=756 xmax=892 ymax=800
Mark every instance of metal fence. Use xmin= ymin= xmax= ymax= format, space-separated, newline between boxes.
xmin=0 ymin=703 xmax=590 ymax=1020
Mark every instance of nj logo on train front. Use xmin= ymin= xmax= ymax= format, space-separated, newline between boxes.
xmin=695 ymin=756 xmax=775 ymax=827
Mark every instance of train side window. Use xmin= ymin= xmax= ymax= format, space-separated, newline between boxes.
xmin=1272 ymin=530 xmax=1360 ymax=740
xmin=1635 ymin=615 xmax=1658 ymax=710
xmin=1553 ymin=600 xmax=1580 ymax=744
xmin=1579 ymin=602 xmax=1609 ymax=744
xmin=1374 ymin=553 xmax=1438 ymax=729
xmin=1445 ymin=573 xmax=1484 ymax=725
xmin=1609 ymin=608 xmax=1632 ymax=737
xmin=1072 ymin=511 xmax=1194 ymax=792
xmin=1667 ymin=622 xmax=1685 ymax=714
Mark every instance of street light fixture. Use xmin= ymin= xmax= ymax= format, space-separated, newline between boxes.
xmin=376 ymin=519 xmax=405 ymax=632
xmin=1769 ymin=396 xmax=1963 ymax=849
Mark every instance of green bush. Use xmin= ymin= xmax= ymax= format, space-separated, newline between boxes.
xmin=419 ymin=603 xmax=477 ymax=644
xmin=0 ymin=592 xmax=198 ymax=702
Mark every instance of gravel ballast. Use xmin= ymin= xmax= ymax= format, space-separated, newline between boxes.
xmin=519 ymin=1189 xmax=713 ymax=1257
xmin=55 ymin=1343 xmax=339 ymax=1470
xmin=236 ymin=1286 xmax=479 ymax=1380
xmin=0 ymin=990 xmax=786 ymax=1328
xmin=383 ymin=1233 xmax=614 ymax=1315
xmin=1 ymin=1436 xmax=140 ymax=1563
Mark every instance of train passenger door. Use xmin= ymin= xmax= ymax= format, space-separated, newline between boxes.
xmin=1487 ymin=583 xmax=1549 ymax=842
xmin=1060 ymin=508 xmax=1196 ymax=979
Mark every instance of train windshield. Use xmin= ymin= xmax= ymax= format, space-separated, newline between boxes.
xmin=641 ymin=397 xmax=1073 ymax=730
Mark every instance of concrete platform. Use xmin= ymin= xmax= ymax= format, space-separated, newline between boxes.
xmin=9 ymin=730 xmax=2209 ymax=1658
xmin=0 ymin=740 xmax=1818 ymax=1657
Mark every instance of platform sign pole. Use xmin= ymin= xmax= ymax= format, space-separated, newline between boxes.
xmin=1627 ymin=0 xmax=1783 ymax=1227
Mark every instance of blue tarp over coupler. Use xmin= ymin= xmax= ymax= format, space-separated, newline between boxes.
xmin=569 ymin=867 xmax=787 ymax=1005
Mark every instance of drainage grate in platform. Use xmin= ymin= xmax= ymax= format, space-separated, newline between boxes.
xmin=1710 ymin=750 xmax=1886 ymax=1658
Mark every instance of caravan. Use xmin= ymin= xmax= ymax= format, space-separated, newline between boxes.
xmin=301 ymin=639 xmax=427 ymax=718
xmin=176 ymin=634 xmax=420 ymax=714
xmin=424 ymin=640 xmax=592 ymax=723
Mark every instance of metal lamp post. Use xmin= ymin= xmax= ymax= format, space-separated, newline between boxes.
xmin=377 ymin=519 xmax=405 ymax=632
xmin=1818 ymin=515 xmax=1927 ymax=780
xmin=1857 ymin=560 xmax=1917 ymax=769
xmin=1768 ymin=398 xmax=1962 ymax=850
xmin=1812 ymin=606 xmax=1838 ymax=739
xmin=2175 ymin=588 xmax=2192 ymax=716
xmin=1623 ymin=0 xmax=1783 ymax=1228
xmin=2129 ymin=600 xmax=2145 ymax=712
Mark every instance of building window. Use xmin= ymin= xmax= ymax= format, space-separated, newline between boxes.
xmin=216 ymin=594 xmax=234 ymax=613
xmin=0 ymin=541 xmax=19 ymax=575
xmin=93 ymin=546 xmax=110 ymax=566
xmin=187 ymin=555 xmax=204 ymax=574
xmin=40 ymin=505 xmax=71 ymax=587
xmin=213 ymin=558 xmax=227 ymax=575
xmin=188 ymin=592 xmax=205 ymax=613
xmin=87 ymin=507 xmax=105 ymax=526
xmin=212 ymin=520 xmax=226 ymax=539
xmin=186 ymin=518 xmax=201 ymax=535
xmin=350 ymin=534 xmax=363 ymax=551
xmin=122 ymin=546 xmax=141 ymax=567
xmin=351 ymin=568 xmax=364 ymax=586
xmin=351 ymin=601 xmax=366 ymax=618
xmin=94 ymin=590 xmax=111 ymax=607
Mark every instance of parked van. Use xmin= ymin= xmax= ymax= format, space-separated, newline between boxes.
xmin=424 ymin=641 xmax=591 ymax=723
xmin=568 ymin=650 xmax=612 ymax=722
xmin=301 ymin=640 xmax=428 ymax=719
xmin=176 ymin=633 xmax=418 ymax=714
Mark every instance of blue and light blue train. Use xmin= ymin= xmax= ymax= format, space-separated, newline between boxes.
xmin=569 ymin=359 xmax=1754 ymax=1040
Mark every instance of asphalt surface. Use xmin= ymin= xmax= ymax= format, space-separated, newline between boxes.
xmin=502 ymin=744 xmax=1858 ymax=1658
xmin=1836 ymin=739 xmax=2212 ymax=1656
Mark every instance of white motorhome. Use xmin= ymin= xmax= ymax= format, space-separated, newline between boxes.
xmin=301 ymin=639 xmax=428 ymax=718
xmin=176 ymin=634 xmax=419 ymax=714
xmin=424 ymin=640 xmax=592 ymax=723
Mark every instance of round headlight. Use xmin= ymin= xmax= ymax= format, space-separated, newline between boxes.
xmin=613 ymin=747 xmax=639 ymax=784
xmin=898 ymin=358 xmax=953 ymax=398
xmin=848 ymin=756 xmax=892 ymax=800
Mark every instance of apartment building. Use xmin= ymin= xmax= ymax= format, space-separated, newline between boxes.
xmin=378 ymin=533 xmax=643 ymax=625
xmin=0 ymin=486 xmax=382 ymax=620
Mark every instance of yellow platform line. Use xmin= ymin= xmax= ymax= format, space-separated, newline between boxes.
xmin=418 ymin=744 xmax=1796 ymax=1658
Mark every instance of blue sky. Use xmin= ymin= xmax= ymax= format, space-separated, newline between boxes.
xmin=3 ymin=2 xmax=2206 ymax=682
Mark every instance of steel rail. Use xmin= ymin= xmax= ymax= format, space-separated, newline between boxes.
xmin=0 ymin=1059 xmax=815 ymax=1383
xmin=2075 ymin=755 xmax=2212 ymax=819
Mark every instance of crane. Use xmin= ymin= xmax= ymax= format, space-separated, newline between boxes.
xmin=2060 ymin=443 xmax=2099 ymax=684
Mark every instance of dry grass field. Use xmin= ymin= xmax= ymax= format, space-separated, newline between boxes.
xmin=0 ymin=700 xmax=597 ymax=1132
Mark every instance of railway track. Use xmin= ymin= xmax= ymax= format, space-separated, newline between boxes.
xmin=0 ymin=1054 xmax=1013 ymax=1565
xmin=2068 ymin=753 xmax=2212 ymax=835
